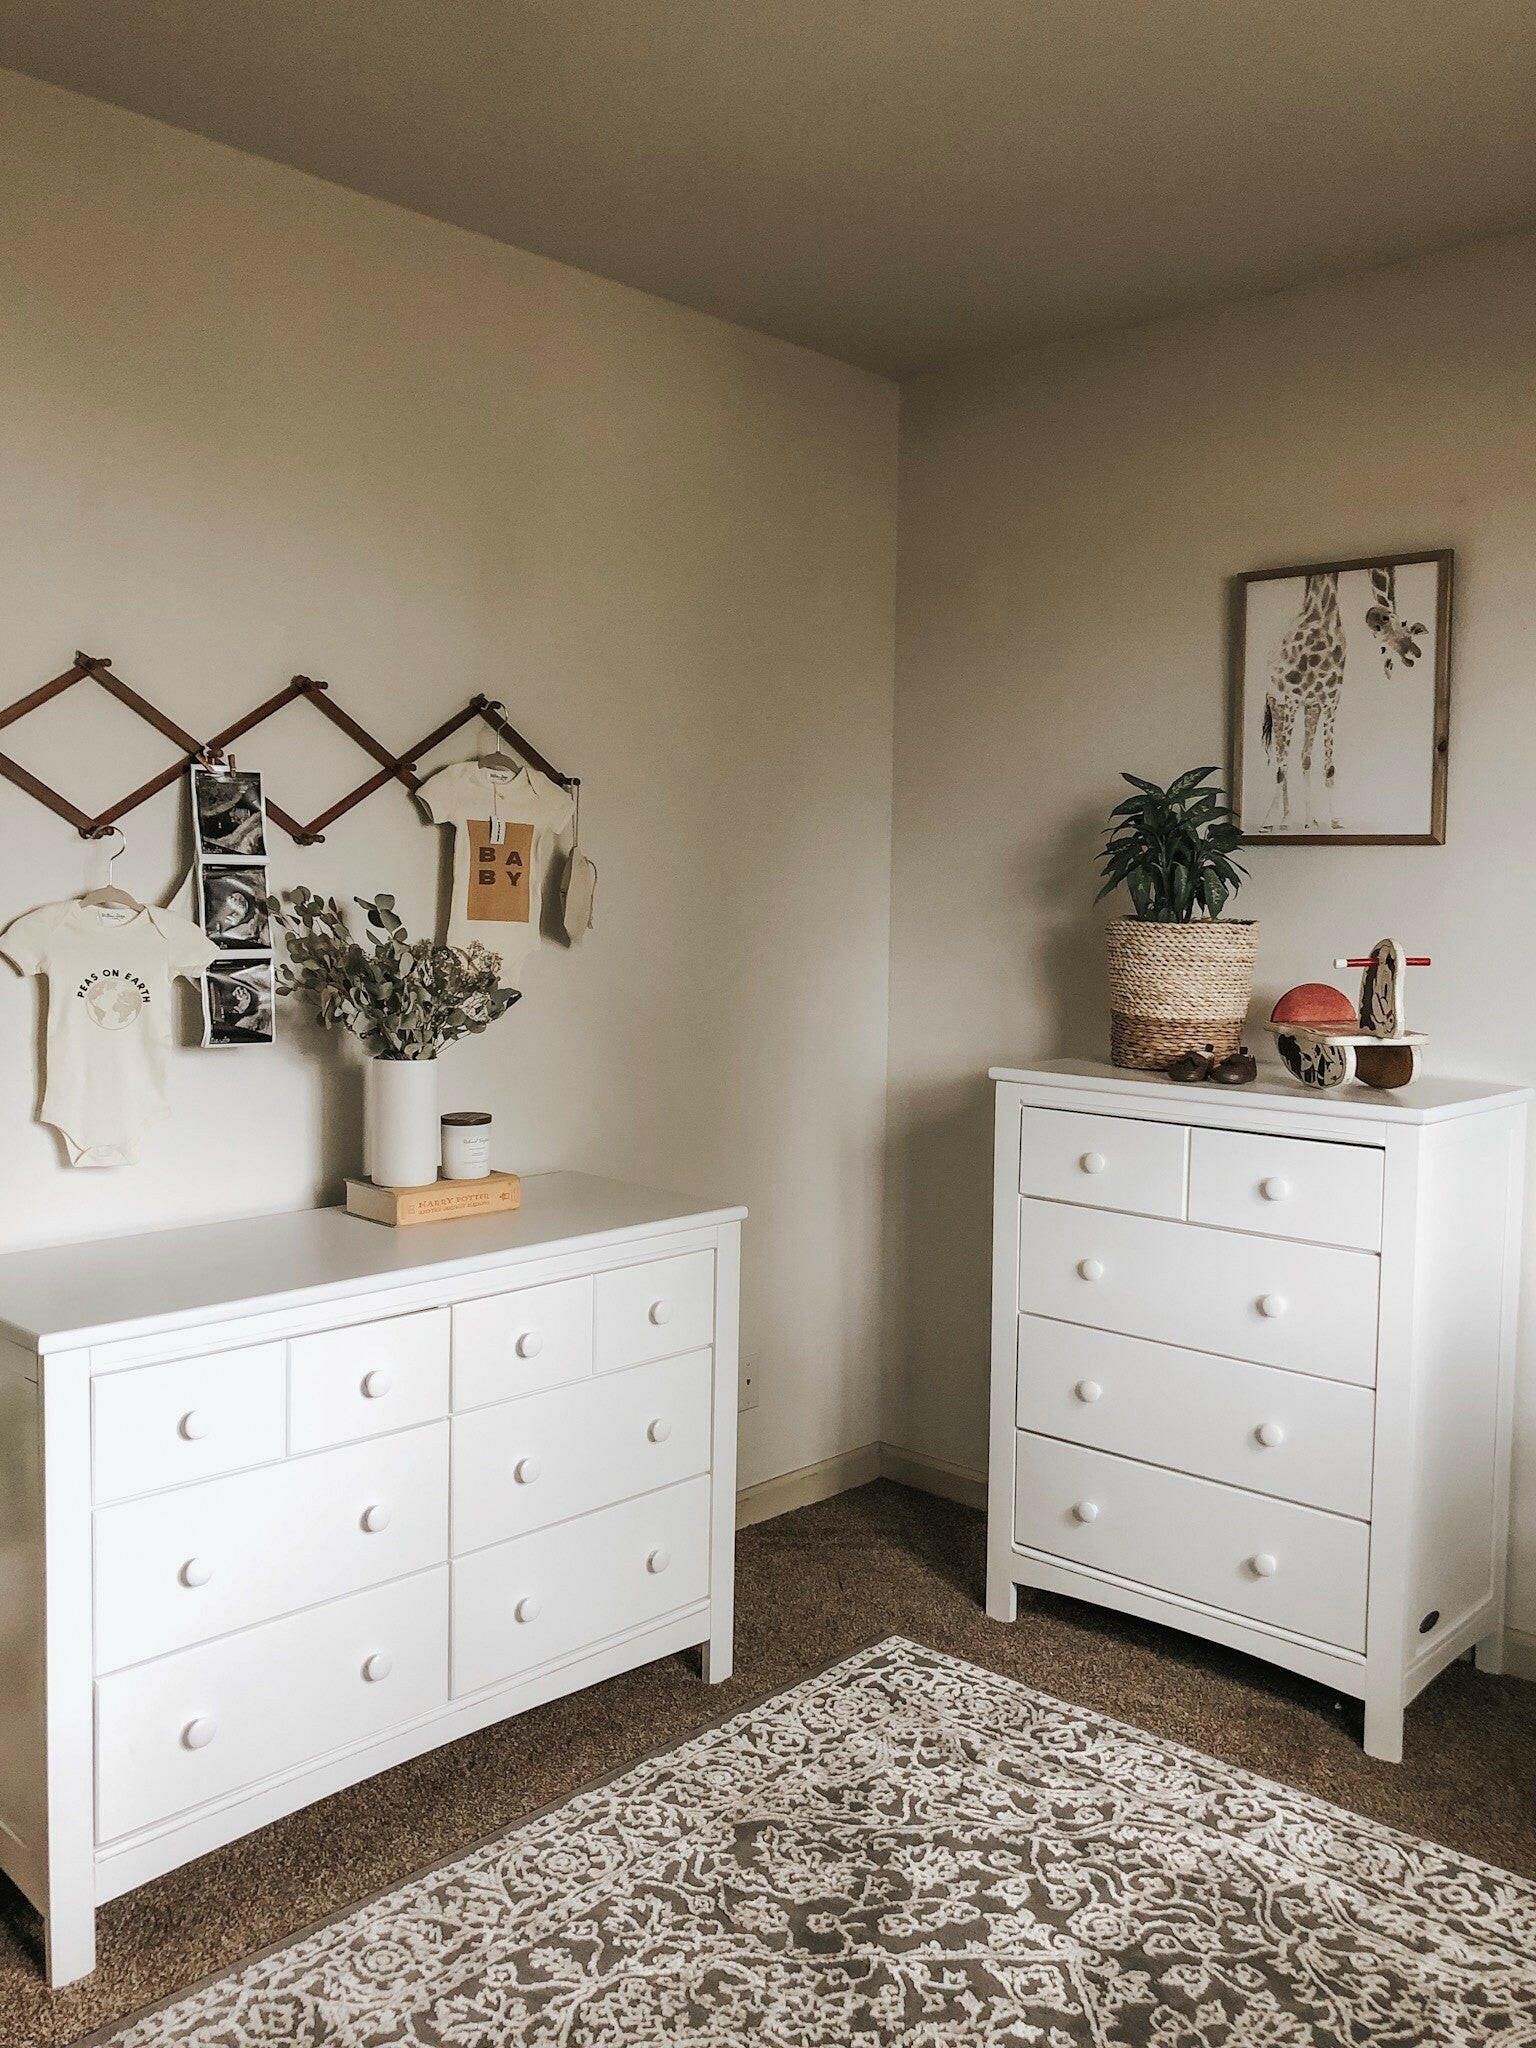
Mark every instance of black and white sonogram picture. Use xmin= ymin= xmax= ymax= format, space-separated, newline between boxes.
xmin=199 ymin=864 xmax=272 ymax=951
xmin=1233 ymin=550 xmax=1452 ymax=845
xmin=192 ymin=765 xmax=268 ymax=857
xmin=202 ymin=958 xmax=275 ymax=1047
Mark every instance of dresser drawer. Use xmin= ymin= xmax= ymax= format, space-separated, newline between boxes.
xmin=452 ymin=1277 xmax=593 ymax=1411
xmin=1014 ymin=1433 xmax=1369 ymax=1651
xmin=1018 ymin=1198 xmax=1379 ymax=1386
xmin=91 ymin=1344 xmax=285 ymax=1505
xmin=452 ymin=1474 xmax=711 ymax=1695
xmin=96 ymin=1566 xmax=448 ymax=1842
xmin=93 ymin=1421 xmax=449 ymax=1673
xmin=1020 ymin=1107 xmax=1187 ymax=1219
xmin=289 ymin=1309 xmax=450 ymax=1452
xmin=593 ymin=1252 xmax=714 ymax=1374
xmin=454 ymin=1349 xmax=712 ymax=1553
xmin=1016 ymin=1317 xmax=1375 ymax=1518
xmin=1188 ymin=1128 xmax=1384 ymax=1251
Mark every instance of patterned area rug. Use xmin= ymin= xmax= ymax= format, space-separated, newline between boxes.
xmin=94 ymin=1637 xmax=1536 ymax=2046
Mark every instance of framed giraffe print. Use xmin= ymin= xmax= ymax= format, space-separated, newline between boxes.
xmin=1231 ymin=549 xmax=1453 ymax=844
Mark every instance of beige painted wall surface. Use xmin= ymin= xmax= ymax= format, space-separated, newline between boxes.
xmin=0 ymin=70 xmax=899 ymax=1493
xmin=889 ymin=231 xmax=1536 ymax=1631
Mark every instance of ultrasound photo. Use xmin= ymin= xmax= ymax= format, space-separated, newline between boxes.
xmin=202 ymin=958 xmax=275 ymax=1047
xmin=199 ymin=864 xmax=271 ymax=951
xmin=192 ymin=765 xmax=268 ymax=857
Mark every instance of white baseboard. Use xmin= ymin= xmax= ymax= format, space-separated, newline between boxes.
xmin=736 ymin=1444 xmax=881 ymax=1528
xmin=1504 ymin=1626 xmax=1536 ymax=1682
xmin=735 ymin=1441 xmax=985 ymax=1528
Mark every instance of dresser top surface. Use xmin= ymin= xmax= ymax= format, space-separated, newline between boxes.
xmin=0 ymin=1172 xmax=746 ymax=1354
xmin=990 ymin=1058 xmax=1532 ymax=1125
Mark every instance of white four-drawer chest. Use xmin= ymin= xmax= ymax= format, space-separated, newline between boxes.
xmin=989 ymin=1061 xmax=1528 ymax=1762
xmin=0 ymin=1172 xmax=743 ymax=1985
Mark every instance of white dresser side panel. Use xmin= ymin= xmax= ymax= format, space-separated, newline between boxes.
xmin=0 ymin=1338 xmax=43 ymax=1909
xmin=1407 ymin=1110 xmax=1523 ymax=1656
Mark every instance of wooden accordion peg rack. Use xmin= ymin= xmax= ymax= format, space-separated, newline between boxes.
xmin=0 ymin=652 xmax=578 ymax=843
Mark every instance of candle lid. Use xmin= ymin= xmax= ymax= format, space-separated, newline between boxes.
xmin=441 ymin=1110 xmax=493 ymax=1126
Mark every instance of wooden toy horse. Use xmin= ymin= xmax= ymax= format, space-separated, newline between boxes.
xmin=1270 ymin=940 xmax=1430 ymax=1090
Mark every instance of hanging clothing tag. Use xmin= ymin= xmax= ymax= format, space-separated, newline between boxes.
xmin=487 ymin=816 xmax=507 ymax=845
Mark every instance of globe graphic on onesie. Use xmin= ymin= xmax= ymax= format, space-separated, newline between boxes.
xmin=85 ymin=981 xmax=144 ymax=1030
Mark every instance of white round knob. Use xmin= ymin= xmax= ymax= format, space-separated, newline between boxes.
xmin=647 ymin=1545 xmax=672 ymax=1574
xmin=1077 ymin=1258 xmax=1105 ymax=1283
xmin=1072 ymin=1500 xmax=1099 ymax=1523
xmin=1260 ymin=1176 xmax=1290 ymax=1203
xmin=514 ymin=1594 xmax=541 ymax=1624
xmin=1079 ymin=1151 xmax=1106 ymax=1176
xmin=360 ymin=1502 xmax=391 ymax=1533
xmin=1250 ymin=1551 xmax=1279 ymax=1578
xmin=1258 ymin=1293 xmax=1286 ymax=1319
xmin=648 ymin=1298 xmax=673 ymax=1327
xmin=515 ymin=1330 xmax=544 ymax=1359
xmin=1074 ymin=1379 xmax=1103 ymax=1404
xmin=362 ymin=1651 xmax=393 ymax=1683
xmin=361 ymin=1369 xmax=392 ymax=1400
xmin=514 ymin=1455 xmax=542 ymax=1484
xmin=178 ymin=1408 xmax=209 ymax=1441
xmin=181 ymin=1715 xmax=217 ymax=1751
xmin=1256 ymin=1421 xmax=1286 ymax=1448
xmin=647 ymin=1417 xmax=673 ymax=1443
xmin=179 ymin=1556 xmax=212 ymax=1588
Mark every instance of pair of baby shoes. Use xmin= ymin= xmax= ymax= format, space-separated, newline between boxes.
xmin=1166 ymin=1043 xmax=1258 ymax=1086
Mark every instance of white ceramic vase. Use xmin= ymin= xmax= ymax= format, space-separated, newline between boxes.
xmin=365 ymin=1056 xmax=440 ymax=1188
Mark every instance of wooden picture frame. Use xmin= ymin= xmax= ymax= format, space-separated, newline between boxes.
xmin=1230 ymin=549 xmax=1452 ymax=845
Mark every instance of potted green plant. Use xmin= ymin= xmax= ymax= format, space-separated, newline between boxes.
xmin=268 ymin=888 xmax=519 ymax=1187
xmin=1094 ymin=766 xmax=1255 ymax=1070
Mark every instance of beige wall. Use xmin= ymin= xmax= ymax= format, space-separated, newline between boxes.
xmin=889 ymin=231 xmax=1536 ymax=1643
xmin=0 ymin=70 xmax=900 ymax=1494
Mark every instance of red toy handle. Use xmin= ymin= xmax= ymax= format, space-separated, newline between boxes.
xmin=1336 ymin=956 xmax=1431 ymax=968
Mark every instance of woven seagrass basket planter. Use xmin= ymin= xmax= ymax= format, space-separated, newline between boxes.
xmin=1105 ymin=917 xmax=1258 ymax=1070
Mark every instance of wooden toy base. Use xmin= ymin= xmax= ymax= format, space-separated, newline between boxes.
xmin=1271 ymin=1028 xmax=1425 ymax=1091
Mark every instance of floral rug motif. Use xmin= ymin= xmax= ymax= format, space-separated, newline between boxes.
xmin=97 ymin=1637 xmax=1536 ymax=2045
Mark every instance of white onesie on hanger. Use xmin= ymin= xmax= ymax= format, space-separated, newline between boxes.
xmin=0 ymin=900 xmax=217 ymax=1166
xmin=417 ymin=758 xmax=574 ymax=982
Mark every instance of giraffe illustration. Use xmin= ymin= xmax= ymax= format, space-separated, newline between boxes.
xmin=1260 ymin=571 xmax=1345 ymax=831
xmin=1260 ymin=565 xmax=1423 ymax=830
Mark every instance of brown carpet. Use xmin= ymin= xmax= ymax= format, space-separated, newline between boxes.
xmin=5 ymin=1478 xmax=1534 ymax=2047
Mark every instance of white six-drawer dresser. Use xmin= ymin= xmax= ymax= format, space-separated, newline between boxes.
xmin=989 ymin=1061 xmax=1528 ymax=1763
xmin=0 ymin=1171 xmax=743 ymax=1985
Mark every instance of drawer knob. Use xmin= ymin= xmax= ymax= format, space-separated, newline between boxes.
xmin=1074 ymin=1379 xmax=1103 ymax=1404
xmin=1256 ymin=1421 xmax=1286 ymax=1448
xmin=515 ymin=1330 xmax=544 ymax=1359
xmin=178 ymin=1408 xmax=210 ymax=1442
xmin=360 ymin=1502 xmax=392 ymax=1533
xmin=1257 ymin=1293 xmax=1286 ymax=1319
xmin=514 ymin=1455 xmax=543 ymax=1484
xmin=179 ymin=1556 xmax=212 ymax=1589
xmin=1072 ymin=1500 xmax=1099 ymax=1523
xmin=361 ymin=1369 xmax=392 ymax=1400
xmin=1076 ymin=1258 xmax=1105 ymax=1283
xmin=181 ymin=1715 xmax=217 ymax=1751
xmin=648 ymin=1298 xmax=674 ymax=1327
xmin=362 ymin=1651 xmax=393 ymax=1684
xmin=647 ymin=1416 xmax=673 ymax=1444
xmin=514 ymin=1594 xmax=542 ymax=1624
xmin=647 ymin=1544 xmax=672 ymax=1574
xmin=1250 ymin=1551 xmax=1279 ymax=1578
xmin=1260 ymin=1176 xmax=1290 ymax=1202
xmin=1079 ymin=1151 xmax=1106 ymax=1176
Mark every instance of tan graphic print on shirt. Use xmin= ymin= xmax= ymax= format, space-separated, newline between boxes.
xmin=465 ymin=819 xmax=534 ymax=924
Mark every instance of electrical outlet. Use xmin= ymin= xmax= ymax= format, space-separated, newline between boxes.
xmin=738 ymin=1364 xmax=758 ymax=1413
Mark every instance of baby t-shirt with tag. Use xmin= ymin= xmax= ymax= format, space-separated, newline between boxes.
xmin=417 ymin=759 xmax=574 ymax=981
xmin=0 ymin=900 xmax=217 ymax=1167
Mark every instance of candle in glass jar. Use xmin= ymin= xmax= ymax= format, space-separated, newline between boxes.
xmin=440 ymin=1110 xmax=492 ymax=1180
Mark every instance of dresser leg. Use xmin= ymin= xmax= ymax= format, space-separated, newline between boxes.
xmin=1362 ymin=1691 xmax=1404 ymax=1764
xmin=985 ymin=1571 xmax=1019 ymax=1624
xmin=44 ymin=1897 xmax=96 ymax=1989
xmin=1473 ymin=1629 xmax=1506 ymax=1675
xmin=700 ymin=1630 xmax=732 ymax=1686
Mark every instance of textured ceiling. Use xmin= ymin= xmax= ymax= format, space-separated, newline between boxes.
xmin=2 ymin=1 xmax=1534 ymax=376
